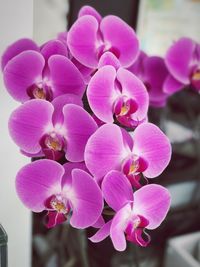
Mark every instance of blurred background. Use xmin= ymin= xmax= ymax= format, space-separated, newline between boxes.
xmin=0 ymin=0 xmax=200 ymax=267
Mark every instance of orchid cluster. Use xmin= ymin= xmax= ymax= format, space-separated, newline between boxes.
xmin=1 ymin=5 xmax=180 ymax=252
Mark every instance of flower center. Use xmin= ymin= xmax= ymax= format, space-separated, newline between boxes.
xmin=45 ymin=134 xmax=63 ymax=151
xmin=120 ymin=104 xmax=129 ymax=116
xmin=32 ymin=87 xmax=46 ymax=99
xmin=27 ymin=82 xmax=53 ymax=101
xmin=192 ymin=70 xmax=200 ymax=81
xmin=133 ymin=218 xmax=141 ymax=229
xmin=50 ymin=197 xmax=68 ymax=214
xmin=114 ymin=96 xmax=138 ymax=118
xmin=122 ymin=156 xmax=140 ymax=176
xmin=40 ymin=132 xmax=65 ymax=160
xmin=97 ymin=39 xmax=120 ymax=60
xmin=191 ymin=68 xmax=200 ymax=91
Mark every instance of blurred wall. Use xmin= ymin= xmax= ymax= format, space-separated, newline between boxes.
xmin=33 ymin=0 xmax=69 ymax=43
xmin=137 ymin=0 xmax=200 ymax=55
xmin=0 ymin=1 xmax=32 ymax=267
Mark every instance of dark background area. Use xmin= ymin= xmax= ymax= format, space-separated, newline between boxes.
xmin=68 ymin=0 xmax=139 ymax=29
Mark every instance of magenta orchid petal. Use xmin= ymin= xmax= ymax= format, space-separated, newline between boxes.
xmin=71 ymin=57 xmax=94 ymax=84
xmin=20 ymin=149 xmax=44 ymax=158
xmin=87 ymin=65 xmax=117 ymax=123
xmin=128 ymin=51 xmax=147 ymax=76
xmin=85 ymin=124 xmax=127 ymax=178
xmin=116 ymin=68 xmax=149 ymax=121
xmin=100 ymin=15 xmax=139 ymax=67
xmin=16 ymin=159 xmax=64 ymax=212
xmin=62 ymin=162 xmax=88 ymax=188
xmin=46 ymin=211 xmax=66 ymax=229
xmin=134 ymin=184 xmax=171 ymax=230
xmin=57 ymin=31 xmax=68 ymax=45
xmin=165 ymin=37 xmax=195 ymax=84
xmin=144 ymin=56 xmax=169 ymax=105
xmin=3 ymin=51 xmax=45 ymax=102
xmin=144 ymin=56 xmax=168 ymax=91
xmin=9 ymin=99 xmax=53 ymax=154
xmin=67 ymin=15 xmax=99 ymax=68
xmin=69 ymin=169 xmax=103 ymax=228
xmin=63 ymin=104 xmax=97 ymax=162
xmin=102 ymin=170 xmax=133 ymax=212
xmin=78 ymin=5 xmax=102 ymax=22
xmin=89 ymin=220 xmax=112 ymax=243
xmin=48 ymin=55 xmax=85 ymax=97
xmin=41 ymin=40 xmax=68 ymax=61
xmin=1 ymin=38 xmax=39 ymax=70
xmin=110 ymin=204 xmax=132 ymax=251
xmin=120 ymin=127 xmax=133 ymax=150
xmin=52 ymin=94 xmax=83 ymax=125
xmin=163 ymin=74 xmax=184 ymax=94
xmin=132 ymin=123 xmax=171 ymax=178
xmin=92 ymin=215 xmax=105 ymax=228
xmin=98 ymin=52 xmax=121 ymax=69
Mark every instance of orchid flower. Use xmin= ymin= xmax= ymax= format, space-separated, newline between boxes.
xmin=128 ymin=52 xmax=169 ymax=107
xmin=67 ymin=9 xmax=139 ymax=68
xmin=85 ymin=123 xmax=171 ymax=184
xmin=164 ymin=37 xmax=200 ymax=94
xmin=2 ymin=39 xmax=85 ymax=102
xmin=16 ymin=159 xmax=103 ymax=228
xmin=87 ymin=65 xmax=149 ymax=127
xmin=9 ymin=98 xmax=97 ymax=161
xmin=89 ymin=170 xmax=170 ymax=251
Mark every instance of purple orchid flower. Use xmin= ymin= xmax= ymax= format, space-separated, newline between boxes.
xmin=87 ymin=65 xmax=149 ymax=127
xmin=89 ymin=170 xmax=170 ymax=250
xmin=85 ymin=123 xmax=171 ymax=184
xmin=67 ymin=10 xmax=139 ymax=68
xmin=16 ymin=159 xmax=103 ymax=228
xmin=128 ymin=51 xmax=169 ymax=107
xmin=9 ymin=97 xmax=97 ymax=161
xmin=2 ymin=38 xmax=85 ymax=102
xmin=164 ymin=37 xmax=200 ymax=94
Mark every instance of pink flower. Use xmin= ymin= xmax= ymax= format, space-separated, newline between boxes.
xmin=67 ymin=8 xmax=139 ymax=68
xmin=164 ymin=37 xmax=200 ymax=93
xmin=89 ymin=170 xmax=171 ymax=251
xmin=87 ymin=65 xmax=149 ymax=128
xmin=9 ymin=98 xmax=97 ymax=161
xmin=85 ymin=123 xmax=171 ymax=183
xmin=2 ymin=38 xmax=85 ymax=102
xmin=16 ymin=159 xmax=103 ymax=228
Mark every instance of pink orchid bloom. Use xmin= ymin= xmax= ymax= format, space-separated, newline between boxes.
xmin=85 ymin=123 xmax=171 ymax=184
xmin=16 ymin=160 xmax=103 ymax=228
xmin=89 ymin=170 xmax=171 ymax=251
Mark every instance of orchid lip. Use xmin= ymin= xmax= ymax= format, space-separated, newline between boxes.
xmin=40 ymin=132 xmax=66 ymax=160
xmin=190 ymin=67 xmax=200 ymax=90
xmin=192 ymin=70 xmax=200 ymax=80
xmin=44 ymin=194 xmax=71 ymax=228
xmin=113 ymin=96 xmax=138 ymax=118
xmin=122 ymin=155 xmax=140 ymax=176
xmin=125 ymin=214 xmax=150 ymax=247
xmin=49 ymin=195 xmax=70 ymax=214
xmin=45 ymin=134 xmax=63 ymax=151
xmin=27 ymin=82 xmax=53 ymax=101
